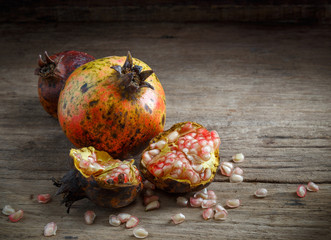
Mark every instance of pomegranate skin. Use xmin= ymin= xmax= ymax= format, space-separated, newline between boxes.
xmin=58 ymin=52 xmax=166 ymax=159
xmin=36 ymin=51 xmax=95 ymax=118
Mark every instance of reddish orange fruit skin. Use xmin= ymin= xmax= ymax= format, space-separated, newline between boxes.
xmin=58 ymin=56 xmax=166 ymax=158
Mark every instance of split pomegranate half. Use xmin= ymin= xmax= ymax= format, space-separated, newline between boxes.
xmin=140 ymin=122 xmax=221 ymax=193
xmin=54 ymin=147 xmax=142 ymax=212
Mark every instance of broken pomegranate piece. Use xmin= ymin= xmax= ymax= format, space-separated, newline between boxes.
xmin=140 ymin=122 xmax=221 ymax=193
xmin=53 ymin=147 xmax=142 ymax=212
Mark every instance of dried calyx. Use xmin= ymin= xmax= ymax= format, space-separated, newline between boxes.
xmin=140 ymin=122 xmax=221 ymax=193
xmin=35 ymin=51 xmax=62 ymax=79
xmin=53 ymin=147 xmax=142 ymax=212
xmin=112 ymin=51 xmax=154 ymax=94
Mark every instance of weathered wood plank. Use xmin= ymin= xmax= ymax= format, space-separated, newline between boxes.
xmin=0 ymin=22 xmax=330 ymax=239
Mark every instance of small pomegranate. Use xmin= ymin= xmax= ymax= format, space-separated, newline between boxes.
xmin=58 ymin=51 xmax=166 ymax=158
xmin=35 ymin=51 xmax=95 ymax=118
xmin=53 ymin=147 xmax=142 ymax=212
xmin=140 ymin=122 xmax=220 ymax=193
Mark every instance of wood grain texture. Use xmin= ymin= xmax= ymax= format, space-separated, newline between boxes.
xmin=0 ymin=22 xmax=330 ymax=239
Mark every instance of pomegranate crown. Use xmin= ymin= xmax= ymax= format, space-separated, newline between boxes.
xmin=34 ymin=51 xmax=63 ymax=78
xmin=111 ymin=51 xmax=154 ymax=94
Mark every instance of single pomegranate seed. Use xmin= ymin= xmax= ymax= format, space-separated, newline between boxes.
xmin=144 ymin=195 xmax=159 ymax=206
xmin=297 ymin=185 xmax=307 ymax=198
xmin=176 ymin=196 xmax=188 ymax=207
xmin=190 ymin=197 xmax=203 ymax=208
xmin=167 ymin=131 xmax=179 ymax=143
xmin=230 ymin=173 xmax=244 ymax=183
xmin=307 ymin=182 xmax=319 ymax=192
xmin=133 ymin=227 xmax=149 ymax=239
xmin=84 ymin=210 xmax=96 ymax=225
xmin=37 ymin=194 xmax=51 ymax=204
xmin=214 ymin=210 xmax=228 ymax=221
xmin=145 ymin=200 xmax=160 ymax=211
xmin=171 ymin=213 xmax=185 ymax=224
xmin=226 ymin=199 xmax=241 ymax=208
xmin=220 ymin=161 xmax=234 ymax=176
xmin=207 ymin=190 xmax=217 ymax=200
xmin=201 ymin=199 xmax=217 ymax=208
xmin=143 ymin=180 xmax=155 ymax=190
xmin=254 ymin=188 xmax=268 ymax=198
xmin=118 ymin=213 xmax=131 ymax=223
xmin=233 ymin=167 xmax=244 ymax=176
xmin=44 ymin=222 xmax=57 ymax=237
xmin=126 ymin=216 xmax=139 ymax=229
xmin=194 ymin=188 xmax=208 ymax=199
xmin=232 ymin=153 xmax=244 ymax=163
xmin=109 ymin=215 xmax=121 ymax=226
xmin=2 ymin=205 xmax=15 ymax=216
xmin=8 ymin=210 xmax=23 ymax=223
xmin=202 ymin=208 xmax=214 ymax=220
xmin=144 ymin=188 xmax=155 ymax=197
xmin=215 ymin=204 xmax=228 ymax=215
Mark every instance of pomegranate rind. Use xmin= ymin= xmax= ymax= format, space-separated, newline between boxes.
xmin=54 ymin=147 xmax=143 ymax=210
xmin=140 ymin=122 xmax=220 ymax=193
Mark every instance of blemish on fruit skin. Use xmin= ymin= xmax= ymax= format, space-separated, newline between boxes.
xmin=81 ymin=83 xmax=89 ymax=93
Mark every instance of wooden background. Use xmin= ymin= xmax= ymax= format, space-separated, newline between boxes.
xmin=0 ymin=2 xmax=331 ymax=239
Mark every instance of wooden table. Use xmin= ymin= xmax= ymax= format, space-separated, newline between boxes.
xmin=1 ymin=22 xmax=330 ymax=239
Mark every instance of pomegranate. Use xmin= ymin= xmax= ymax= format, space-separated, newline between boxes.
xmin=58 ymin=51 xmax=166 ymax=158
xmin=53 ymin=147 xmax=142 ymax=212
xmin=140 ymin=122 xmax=220 ymax=193
xmin=35 ymin=51 xmax=95 ymax=118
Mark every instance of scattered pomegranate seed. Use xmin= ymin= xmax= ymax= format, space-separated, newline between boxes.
xmin=144 ymin=195 xmax=159 ymax=206
xmin=8 ymin=209 xmax=23 ymax=223
xmin=84 ymin=210 xmax=96 ymax=225
xmin=126 ymin=216 xmax=139 ymax=229
xmin=176 ymin=196 xmax=188 ymax=207
xmin=190 ymin=197 xmax=203 ymax=208
xmin=214 ymin=210 xmax=228 ymax=221
xmin=202 ymin=208 xmax=214 ymax=220
xmin=307 ymin=182 xmax=319 ymax=192
xmin=215 ymin=204 xmax=228 ymax=215
xmin=207 ymin=190 xmax=217 ymax=200
xmin=133 ymin=227 xmax=149 ymax=239
xmin=226 ymin=199 xmax=241 ymax=208
xmin=254 ymin=188 xmax=268 ymax=198
xmin=44 ymin=222 xmax=57 ymax=237
xmin=143 ymin=180 xmax=155 ymax=190
xmin=194 ymin=188 xmax=208 ymax=199
xmin=229 ymin=173 xmax=244 ymax=183
xmin=145 ymin=200 xmax=160 ymax=211
xmin=297 ymin=185 xmax=307 ymax=198
xmin=144 ymin=188 xmax=155 ymax=197
xmin=201 ymin=199 xmax=217 ymax=208
xmin=220 ymin=162 xmax=234 ymax=176
xmin=232 ymin=167 xmax=244 ymax=176
xmin=232 ymin=153 xmax=244 ymax=163
xmin=118 ymin=213 xmax=131 ymax=223
xmin=171 ymin=213 xmax=185 ymax=224
xmin=109 ymin=215 xmax=121 ymax=226
xmin=2 ymin=205 xmax=15 ymax=216
xmin=37 ymin=194 xmax=51 ymax=204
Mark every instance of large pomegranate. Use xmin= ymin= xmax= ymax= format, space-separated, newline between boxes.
xmin=140 ymin=122 xmax=220 ymax=193
xmin=53 ymin=147 xmax=142 ymax=212
xmin=58 ymin=52 xmax=166 ymax=158
xmin=35 ymin=51 xmax=95 ymax=118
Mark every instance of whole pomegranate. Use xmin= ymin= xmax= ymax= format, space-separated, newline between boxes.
xmin=140 ymin=122 xmax=220 ymax=193
xmin=53 ymin=147 xmax=142 ymax=212
xmin=35 ymin=51 xmax=95 ymax=118
xmin=58 ymin=52 xmax=166 ymax=158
